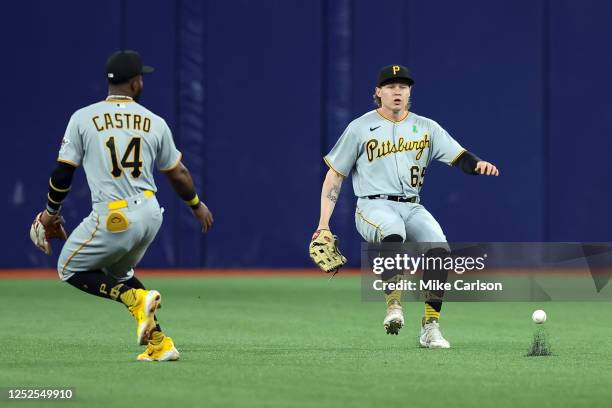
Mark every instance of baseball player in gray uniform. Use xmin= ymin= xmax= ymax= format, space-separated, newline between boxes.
xmin=29 ymin=50 xmax=213 ymax=361
xmin=315 ymin=65 xmax=498 ymax=348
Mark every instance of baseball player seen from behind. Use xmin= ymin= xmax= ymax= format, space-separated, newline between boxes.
xmin=29 ymin=50 xmax=213 ymax=361
xmin=314 ymin=65 xmax=498 ymax=348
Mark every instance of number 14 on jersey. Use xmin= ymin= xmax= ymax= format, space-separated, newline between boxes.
xmin=105 ymin=136 xmax=143 ymax=178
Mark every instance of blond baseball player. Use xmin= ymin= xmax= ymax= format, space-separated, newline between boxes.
xmin=310 ymin=65 xmax=498 ymax=348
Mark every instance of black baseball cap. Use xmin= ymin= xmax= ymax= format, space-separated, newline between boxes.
xmin=377 ymin=64 xmax=414 ymax=87
xmin=105 ymin=50 xmax=154 ymax=84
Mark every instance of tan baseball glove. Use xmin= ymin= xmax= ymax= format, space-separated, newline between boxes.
xmin=30 ymin=211 xmax=68 ymax=255
xmin=309 ymin=229 xmax=347 ymax=274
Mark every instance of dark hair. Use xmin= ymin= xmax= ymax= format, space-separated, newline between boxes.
xmin=108 ymin=74 xmax=141 ymax=86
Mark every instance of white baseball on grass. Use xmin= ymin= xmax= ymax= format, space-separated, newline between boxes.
xmin=532 ymin=309 xmax=547 ymax=324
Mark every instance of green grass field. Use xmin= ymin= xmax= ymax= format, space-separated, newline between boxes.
xmin=1 ymin=276 xmax=611 ymax=407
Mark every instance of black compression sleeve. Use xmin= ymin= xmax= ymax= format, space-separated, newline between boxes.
xmin=452 ymin=150 xmax=482 ymax=175
xmin=47 ymin=162 xmax=76 ymax=213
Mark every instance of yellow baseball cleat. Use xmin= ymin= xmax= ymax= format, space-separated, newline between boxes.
xmin=137 ymin=337 xmax=180 ymax=362
xmin=128 ymin=289 xmax=162 ymax=345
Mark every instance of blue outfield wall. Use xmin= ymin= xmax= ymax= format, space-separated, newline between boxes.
xmin=1 ymin=0 xmax=610 ymax=268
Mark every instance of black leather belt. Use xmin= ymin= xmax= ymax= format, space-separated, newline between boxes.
xmin=366 ymin=195 xmax=417 ymax=203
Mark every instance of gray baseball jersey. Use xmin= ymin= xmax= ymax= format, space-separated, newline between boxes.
xmin=325 ymin=110 xmax=464 ymax=245
xmin=324 ymin=110 xmax=464 ymax=198
xmin=58 ymin=96 xmax=182 ymax=203
xmin=56 ymin=96 xmax=180 ymax=281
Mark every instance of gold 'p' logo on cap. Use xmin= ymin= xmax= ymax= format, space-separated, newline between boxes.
xmin=392 ymin=65 xmax=400 ymax=75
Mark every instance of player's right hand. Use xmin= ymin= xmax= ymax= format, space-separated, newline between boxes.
xmin=475 ymin=161 xmax=499 ymax=176
xmin=192 ymin=202 xmax=214 ymax=233
xmin=30 ymin=211 xmax=68 ymax=255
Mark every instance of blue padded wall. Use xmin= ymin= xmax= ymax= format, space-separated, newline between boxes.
xmin=1 ymin=0 xmax=610 ymax=268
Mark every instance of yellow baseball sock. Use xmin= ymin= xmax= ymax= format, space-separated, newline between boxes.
xmin=424 ymin=303 xmax=440 ymax=322
xmin=119 ymin=288 xmax=138 ymax=308
xmin=150 ymin=330 xmax=165 ymax=346
xmin=385 ymin=290 xmax=401 ymax=307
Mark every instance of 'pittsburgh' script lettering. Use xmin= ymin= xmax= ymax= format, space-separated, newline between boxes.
xmin=366 ymin=134 xmax=430 ymax=162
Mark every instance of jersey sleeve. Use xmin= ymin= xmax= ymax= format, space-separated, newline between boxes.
xmin=430 ymin=122 xmax=465 ymax=165
xmin=324 ymin=125 xmax=359 ymax=177
xmin=57 ymin=114 xmax=83 ymax=167
xmin=156 ymin=120 xmax=182 ymax=172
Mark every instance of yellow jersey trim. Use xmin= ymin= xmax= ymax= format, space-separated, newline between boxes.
xmin=159 ymin=153 xmax=183 ymax=173
xmin=61 ymin=216 xmax=100 ymax=275
xmin=450 ymin=149 xmax=467 ymax=165
xmin=105 ymin=95 xmax=134 ymax=103
xmin=57 ymin=159 xmax=79 ymax=168
xmin=375 ymin=109 xmax=409 ymax=124
xmin=323 ymin=157 xmax=346 ymax=178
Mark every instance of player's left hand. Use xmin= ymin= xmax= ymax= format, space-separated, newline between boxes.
xmin=475 ymin=161 xmax=499 ymax=176
xmin=192 ymin=202 xmax=214 ymax=233
xmin=309 ymin=229 xmax=347 ymax=274
xmin=29 ymin=211 xmax=68 ymax=255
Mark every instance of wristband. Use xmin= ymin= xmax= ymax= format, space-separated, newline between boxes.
xmin=186 ymin=194 xmax=201 ymax=209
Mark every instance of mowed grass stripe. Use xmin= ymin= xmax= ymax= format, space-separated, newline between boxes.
xmin=0 ymin=277 xmax=611 ymax=408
